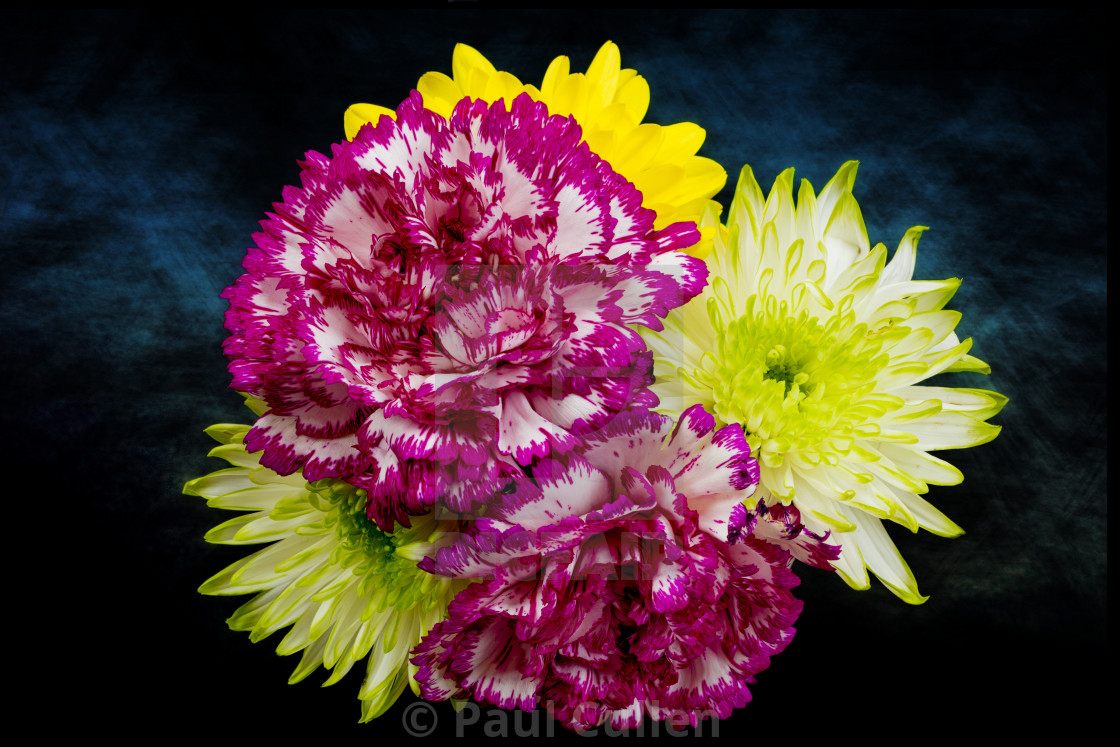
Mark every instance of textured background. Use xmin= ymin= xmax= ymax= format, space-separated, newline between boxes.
xmin=3 ymin=9 xmax=1105 ymax=738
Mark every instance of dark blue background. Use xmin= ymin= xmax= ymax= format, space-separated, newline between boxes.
xmin=3 ymin=9 xmax=1105 ymax=738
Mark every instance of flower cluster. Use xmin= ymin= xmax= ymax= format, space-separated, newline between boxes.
xmin=186 ymin=412 xmax=468 ymax=722
xmin=189 ymin=41 xmax=1003 ymax=730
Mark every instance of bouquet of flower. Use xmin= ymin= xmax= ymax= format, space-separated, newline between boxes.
xmin=186 ymin=42 xmax=1004 ymax=730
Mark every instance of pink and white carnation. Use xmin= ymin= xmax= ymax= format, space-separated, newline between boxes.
xmin=412 ymin=405 xmax=838 ymax=730
xmin=222 ymin=91 xmax=706 ymax=528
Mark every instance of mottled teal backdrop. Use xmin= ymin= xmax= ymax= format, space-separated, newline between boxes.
xmin=3 ymin=9 xmax=1104 ymax=738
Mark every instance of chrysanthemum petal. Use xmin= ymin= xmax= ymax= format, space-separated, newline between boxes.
xmin=822 ymin=191 xmax=871 ymax=277
xmin=203 ymin=422 xmax=251 ymax=445
xmin=830 ymin=537 xmax=871 ymax=591
xmin=908 ymin=412 xmax=1002 ymax=451
xmin=875 ymin=442 xmax=964 ymax=486
xmin=840 ymin=508 xmax=927 ymax=604
xmin=451 ymin=43 xmax=498 ymax=92
xmin=899 ymin=386 xmax=1008 ymax=420
xmin=343 ymin=103 xmax=396 ymax=140
xmin=206 ymin=442 xmax=264 ymax=469
xmin=878 ymin=225 xmax=925 ymax=286
xmin=415 ymin=71 xmax=462 ymax=118
xmin=585 ymin=41 xmax=621 ymax=109
xmin=888 ymin=486 xmax=965 ymax=538
xmin=946 ymin=353 xmax=992 ymax=374
xmin=184 ymin=467 xmax=258 ymax=499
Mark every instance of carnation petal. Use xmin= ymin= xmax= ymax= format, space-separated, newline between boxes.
xmin=494 ymin=455 xmax=613 ymax=532
xmin=498 ymin=390 xmax=577 ymax=464
xmin=247 ymin=411 xmax=366 ymax=481
xmin=459 ymin=618 xmax=541 ymax=712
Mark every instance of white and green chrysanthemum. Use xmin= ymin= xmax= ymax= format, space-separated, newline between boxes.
xmin=640 ymin=161 xmax=1006 ymax=603
xmin=186 ymin=417 xmax=468 ymax=721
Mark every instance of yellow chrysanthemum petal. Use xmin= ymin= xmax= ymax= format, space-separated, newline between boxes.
xmin=450 ymin=43 xmax=495 ymax=91
xmin=343 ymin=103 xmax=397 ymax=141
xmin=415 ymin=71 xmax=462 ymax=118
xmin=585 ymin=40 xmax=621 ymax=110
xmin=540 ymin=54 xmax=570 ymax=101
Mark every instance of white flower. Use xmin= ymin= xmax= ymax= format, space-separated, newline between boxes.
xmin=186 ymin=417 xmax=468 ymax=720
xmin=640 ymin=162 xmax=1006 ymax=602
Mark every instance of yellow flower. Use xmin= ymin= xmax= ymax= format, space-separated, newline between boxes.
xmin=187 ymin=416 xmax=467 ymax=721
xmin=344 ymin=42 xmax=726 ymax=257
xmin=640 ymin=162 xmax=1006 ymax=603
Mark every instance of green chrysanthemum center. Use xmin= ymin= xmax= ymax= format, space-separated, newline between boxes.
xmin=318 ymin=481 xmax=398 ymax=558
xmin=306 ymin=479 xmax=442 ymax=610
xmin=762 ymin=359 xmax=801 ymax=396
xmin=703 ymin=294 xmax=895 ymax=468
